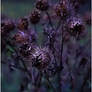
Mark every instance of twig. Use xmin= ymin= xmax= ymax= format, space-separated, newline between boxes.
xmin=56 ymin=22 xmax=64 ymax=92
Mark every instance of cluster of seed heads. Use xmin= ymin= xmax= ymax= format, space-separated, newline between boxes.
xmin=1 ymin=1 xmax=91 ymax=92
xmin=1 ymin=0 xmax=88 ymax=71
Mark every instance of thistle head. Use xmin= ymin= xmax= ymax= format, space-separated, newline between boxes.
xmin=36 ymin=0 xmax=49 ymax=11
xmin=13 ymin=31 xmax=29 ymax=44
xmin=31 ymin=47 xmax=51 ymax=70
xmin=68 ymin=16 xmax=85 ymax=37
xmin=1 ymin=19 xmax=15 ymax=36
xmin=17 ymin=18 xmax=29 ymax=30
xmin=29 ymin=9 xmax=41 ymax=24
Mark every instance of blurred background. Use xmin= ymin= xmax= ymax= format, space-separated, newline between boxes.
xmin=1 ymin=0 xmax=91 ymax=18
xmin=1 ymin=0 xmax=91 ymax=92
xmin=1 ymin=0 xmax=36 ymax=18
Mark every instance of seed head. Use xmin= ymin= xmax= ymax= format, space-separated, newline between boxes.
xmin=36 ymin=0 xmax=49 ymax=11
xmin=68 ymin=17 xmax=85 ymax=36
xmin=60 ymin=0 xmax=69 ymax=17
xmin=19 ymin=43 xmax=32 ymax=58
xmin=29 ymin=9 xmax=41 ymax=24
xmin=1 ymin=20 xmax=15 ymax=36
xmin=13 ymin=31 xmax=29 ymax=44
xmin=54 ymin=1 xmax=69 ymax=18
xmin=31 ymin=47 xmax=51 ymax=69
xmin=17 ymin=18 xmax=29 ymax=30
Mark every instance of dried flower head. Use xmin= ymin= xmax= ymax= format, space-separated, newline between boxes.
xmin=54 ymin=1 xmax=69 ymax=18
xmin=1 ymin=20 xmax=15 ymax=36
xmin=17 ymin=18 xmax=29 ymax=30
xmin=68 ymin=17 xmax=85 ymax=36
xmin=29 ymin=9 xmax=41 ymax=24
xmin=36 ymin=0 xmax=49 ymax=11
xmin=60 ymin=0 xmax=69 ymax=17
xmin=19 ymin=43 xmax=33 ymax=58
xmin=13 ymin=31 xmax=29 ymax=44
xmin=31 ymin=47 xmax=51 ymax=69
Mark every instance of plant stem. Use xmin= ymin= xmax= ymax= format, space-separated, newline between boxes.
xmin=6 ymin=39 xmax=32 ymax=80
xmin=46 ymin=11 xmax=53 ymax=29
xmin=56 ymin=17 xmax=62 ymax=31
xmin=45 ymin=71 xmax=57 ymax=92
xmin=79 ymin=66 xmax=91 ymax=92
xmin=57 ymin=71 xmax=62 ymax=92
xmin=20 ymin=59 xmax=32 ymax=79
xmin=60 ymin=25 xmax=64 ymax=69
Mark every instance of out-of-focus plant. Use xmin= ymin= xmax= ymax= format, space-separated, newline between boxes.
xmin=1 ymin=0 xmax=91 ymax=92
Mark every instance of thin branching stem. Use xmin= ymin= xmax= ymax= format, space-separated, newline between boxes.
xmin=5 ymin=38 xmax=32 ymax=79
xmin=20 ymin=58 xmax=32 ymax=79
xmin=79 ymin=66 xmax=91 ymax=92
xmin=45 ymin=72 xmax=57 ymax=92
xmin=56 ymin=17 xmax=62 ymax=31
xmin=60 ymin=24 xmax=64 ymax=69
xmin=46 ymin=11 xmax=53 ymax=29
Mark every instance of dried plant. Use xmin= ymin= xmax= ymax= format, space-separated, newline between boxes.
xmin=1 ymin=0 xmax=91 ymax=92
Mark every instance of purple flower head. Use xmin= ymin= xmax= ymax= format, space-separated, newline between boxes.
xmin=67 ymin=16 xmax=85 ymax=37
xmin=31 ymin=47 xmax=51 ymax=70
